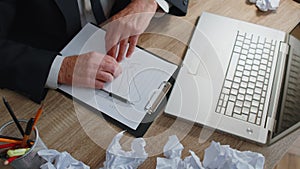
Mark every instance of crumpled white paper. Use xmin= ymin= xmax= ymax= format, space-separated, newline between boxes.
xmin=100 ymin=131 xmax=148 ymax=169
xmin=38 ymin=149 xmax=89 ymax=169
xmin=156 ymin=135 xmax=205 ymax=169
xmin=156 ymin=135 xmax=265 ymax=169
xmin=203 ymin=141 xmax=265 ymax=169
xmin=249 ymin=0 xmax=280 ymax=11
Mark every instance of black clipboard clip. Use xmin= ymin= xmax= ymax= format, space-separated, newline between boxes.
xmin=144 ymin=81 xmax=172 ymax=114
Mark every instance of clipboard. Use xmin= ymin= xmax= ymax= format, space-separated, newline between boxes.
xmin=57 ymin=23 xmax=178 ymax=137
xmin=101 ymin=65 xmax=180 ymax=137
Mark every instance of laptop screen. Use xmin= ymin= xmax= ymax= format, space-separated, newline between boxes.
xmin=273 ymin=23 xmax=300 ymax=138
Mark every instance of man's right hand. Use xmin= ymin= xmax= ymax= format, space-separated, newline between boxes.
xmin=58 ymin=52 xmax=122 ymax=89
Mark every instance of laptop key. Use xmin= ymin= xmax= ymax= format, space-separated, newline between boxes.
xmin=248 ymin=113 xmax=256 ymax=123
xmin=256 ymin=117 xmax=261 ymax=125
xmin=225 ymin=101 xmax=235 ymax=116
xmin=226 ymin=53 xmax=239 ymax=80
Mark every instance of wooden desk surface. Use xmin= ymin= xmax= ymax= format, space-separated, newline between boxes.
xmin=1 ymin=0 xmax=300 ymax=168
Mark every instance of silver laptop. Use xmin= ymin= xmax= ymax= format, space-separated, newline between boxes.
xmin=165 ymin=12 xmax=300 ymax=144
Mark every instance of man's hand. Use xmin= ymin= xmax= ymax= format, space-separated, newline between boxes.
xmin=104 ymin=0 xmax=158 ymax=62
xmin=58 ymin=52 xmax=122 ymax=89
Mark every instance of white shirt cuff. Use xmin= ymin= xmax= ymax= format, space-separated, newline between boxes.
xmin=156 ymin=0 xmax=170 ymax=13
xmin=46 ymin=55 xmax=64 ymax=89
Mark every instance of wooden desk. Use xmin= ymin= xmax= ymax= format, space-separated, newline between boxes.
xmin=1 ymin=0 xmax=300 ymax=168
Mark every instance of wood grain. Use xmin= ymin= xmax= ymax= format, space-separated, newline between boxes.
xmin=0 ymin=0 xmax=300 ymax=168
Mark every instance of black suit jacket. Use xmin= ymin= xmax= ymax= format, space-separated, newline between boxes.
xmin=0 ymin=0 xmax=188 ymax=103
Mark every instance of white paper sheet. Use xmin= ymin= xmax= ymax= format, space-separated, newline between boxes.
xmin=59 ymin=23 xmax=177 ymax=129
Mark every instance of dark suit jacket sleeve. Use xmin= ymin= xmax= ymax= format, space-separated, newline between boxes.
xmin=0 ymin=0 xmax=58 ymax=103
xmin=110 ymin=0 xmax=189 ymax=17
xmin=166 ymin=0 xmax=189 ymax=16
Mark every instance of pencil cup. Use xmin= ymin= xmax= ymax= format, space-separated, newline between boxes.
xmin=0 ymin=120 xmax=47 ymax=169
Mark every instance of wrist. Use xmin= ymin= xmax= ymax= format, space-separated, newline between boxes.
xmin=58 ymin=56 xmax=77 ymax=85
xmin=131 ymin=0 xmax=158 ymax=11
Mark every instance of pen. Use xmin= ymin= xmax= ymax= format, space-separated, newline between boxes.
xmin=20 ymin=118 xmax=34 ymax=147
xmin=32 ymin=104 xmax=43 ymax=128
xmin=101 ymin=90 xmax=133 ymax=105
xmin=2 ymin=97 xmax=25 ymax=136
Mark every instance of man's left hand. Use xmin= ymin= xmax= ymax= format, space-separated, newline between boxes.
xmin=104 ymin=0 xmax=158 ymax=62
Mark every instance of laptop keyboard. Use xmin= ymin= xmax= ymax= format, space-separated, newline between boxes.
xmin=216 ymin=31 xmax=277 ymax=125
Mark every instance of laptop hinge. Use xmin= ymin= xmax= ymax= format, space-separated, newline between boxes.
xmin=266 ymin=117 xmax=275 ymax=131
xmin=279 ymin=42 xmax=289 ymax=55
xmin=266 ymin=42 xmax=289 ymax=131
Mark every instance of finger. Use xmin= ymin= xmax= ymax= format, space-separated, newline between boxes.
xmin=107 ymin=45 xmax=118 ymax=59
xmin=96 ymin=71 xmax=114 ymax=83
xmin=126 ymin=35 xmax=139 ymax=58
xmin=99 ymin=56 xmax=122 ymax=77
xmin=105 ymin=19 xmax=131 ymax=58
xmin=105 ymin=21 xmax=119 ymax=47
xmin=117 ymin=38 xmax=128 ymax=62
xmin=95 ymin=80 xmax=105 ymax=89
xmin=105 ymin=26 xmax=120 ymax=58
xmin=73 ymin=77 xmax=104 ymax=89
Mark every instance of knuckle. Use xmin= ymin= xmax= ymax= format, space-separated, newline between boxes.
xmin=110 ymin=63 xmax=120 ymax=75
xmin=89 ymin=51 xmax=98 ymax=56
xmin=108 ymin=64 xmax=117 ymax=72
xmin=107 ymin=74 xmax=114 ymax=82
xmin=104 ymin=55 xmax=115 ymax=63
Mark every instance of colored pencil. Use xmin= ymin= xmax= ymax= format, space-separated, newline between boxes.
xmin=3 ymin=156 xmax=19 ymax=165
xmin=32 ymin=104 xmax=43 ymax=128
xmin=0 ymin=138 xmax=22 ymax=144
xmin=0 ymin=143 xmax=17 ymax=149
